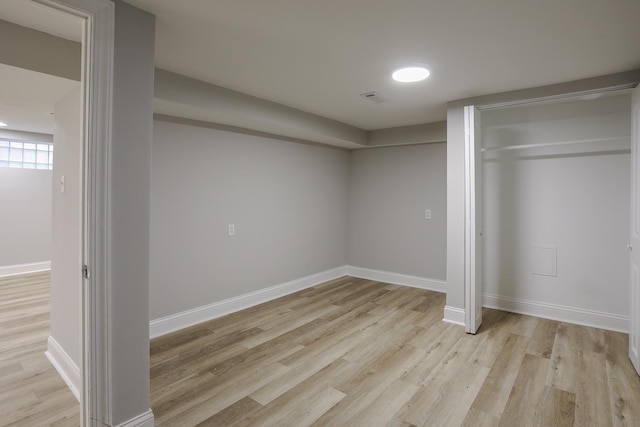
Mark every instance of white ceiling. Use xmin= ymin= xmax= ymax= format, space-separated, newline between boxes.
xmin=1 ymin=1 xmax=638 ymax=136
xmin=0 ymin=0 xmax=82 ymax=42
xmin=0 ymin=1 xmax=81 ymax=135
xmin=126 ymin=0 xmax=640 ymax=130
xmin=0 ymin=63 xmax=79 ymax=134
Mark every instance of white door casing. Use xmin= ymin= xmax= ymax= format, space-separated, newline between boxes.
xmin=33 ymin=0 xmax=115 ymax=425
xmin=464 ymin=105 xmax=483 ymax=334
xmin=629 ymin=83 xmax=640 ymax=375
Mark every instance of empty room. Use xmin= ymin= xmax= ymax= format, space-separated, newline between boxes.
xmin=1 ymin=0 xmax=640 ymax=426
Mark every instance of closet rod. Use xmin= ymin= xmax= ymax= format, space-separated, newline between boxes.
xmin=481 ymin=136 xmax=630 ymax=153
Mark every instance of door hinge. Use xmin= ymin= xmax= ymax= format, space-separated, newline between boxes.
xmin=83 ymin=265 xmax=91 ymax=279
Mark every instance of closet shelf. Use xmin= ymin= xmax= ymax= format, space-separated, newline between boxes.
xmin=481 ymin=136 xmax=630 ymax=152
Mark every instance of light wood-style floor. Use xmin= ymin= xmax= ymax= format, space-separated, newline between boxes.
xmin=4 ymin=273 xmax=640 ymax=426
xmin=0 ymin=271 xmax=79 ymax=426
xmin=151 ymin=276 xmax=640 ymax=427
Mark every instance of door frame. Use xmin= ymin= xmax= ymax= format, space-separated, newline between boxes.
xmin=464 ymin=105 xmax=482 ymax=334
xmin=34 ymin=0 xmax=114 ymax=425
xmin=629 ymin=83 xmax=640 ymax=374
xmin=462 ymin=83 xmax=637 ymax=335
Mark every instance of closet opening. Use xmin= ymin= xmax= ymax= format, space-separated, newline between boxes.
xmin=478 ymin=89 xmax=632 ymax=332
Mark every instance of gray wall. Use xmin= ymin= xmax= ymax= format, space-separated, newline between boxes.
xmin=482 ymin=94 xmax=630 ymax=316
xmin=0 ymin=167 xmax=51 ymax=267
xmin=154 ymin=69 xmax=367 ymax=148
xmin=446 ymin=106 xmax=466 ymax=309
xmin=0 ymin=129 xmax=53 ymax=143
xmin=150 ymin=119 xmax=350 ymax=320
xmin=109 ymin=2 xmax=155 ymax=424
xmin=50 ymin=86 xmax=82 ymax=367
xmin=0 ymin=19 xmax=81 ymax=81
xmin=367 ymin=121 xmax=447 ymax=147
xmin=347 ymin=144 xmax=446 ymax=280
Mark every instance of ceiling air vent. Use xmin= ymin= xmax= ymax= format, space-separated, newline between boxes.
xmin=360 ymin=91 xmax=386 ymax=103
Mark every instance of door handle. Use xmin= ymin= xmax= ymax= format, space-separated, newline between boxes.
xmin=628 ymin=244 xmax=634 ymax=251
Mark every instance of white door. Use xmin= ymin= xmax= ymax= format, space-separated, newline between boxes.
xmin=630 ymin=83 xmax=640 ymax=375
xmin=464 ymin=106 xmax=483 ymax=334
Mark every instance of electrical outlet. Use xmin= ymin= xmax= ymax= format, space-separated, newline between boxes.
xmin=425 ymin=209 xmax=432 ymax=220
xmin=228 ymin=224 xmax=235 ymax=237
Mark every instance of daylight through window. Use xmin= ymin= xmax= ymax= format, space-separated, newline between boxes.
xmin=0 ymin=140 xmax=53 ymax=170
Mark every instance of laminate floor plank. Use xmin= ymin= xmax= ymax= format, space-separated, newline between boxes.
xmin=150 ymin=326 xmax=263 ymax=378
xmin=606 ymin=354 xmax=640 ymax=425
xmin=150 ymin=341 xmax=303 ymax=415
xmin=240 ymin=304 xmax=341 ymax=349
xmin=249 ymin=328 xmax=368 ymax=405
xmin=151 ymin=342 xmax=250 ymax=391
xmin=574 ymin=350 xmax=613 ymax=426
xmin=409 ymin=290 xmax=445 ymax=314
xmin=460 ymin=407 xmax=502 ymax=427
xmin=547 ymin=322 xmax=582 ymax=393
xmin=470 ymin=333 xmax=530 ymax=418
xmin=397 ymin=336 xmax=490 ymax=427
xmin=508 ymin=312 xmax=540 ymax=338
xmin=499 ymin=353 xmax=551 ymax=427
xmin=527 ymin=318 xmax=560 ymax=359
xmin=343 ymin=379 xmax=419 ymax=427
xmin=292 ymin=302 xmax=378 ymax=347
xmin=194 ymin=396 xmax=262 ymax=427
xmin=0 ymin=272 xmax=79 ymax=427
xmin=147 ymin=276 xmax=640 ymax=426
xmin=401 ymin=324 xmax=466 ymax=386
xmin=241 ymin=371 xmax=347 ymax=427
xmin=158 ymin=363 xmax=290 ymax=426
xmin=310 ymin=345 xmax=427 ymax=426
xmin=537 ymin=386 xmax=576 ymax=427
xmin=466 ymin=309 xmax=513 ymax=368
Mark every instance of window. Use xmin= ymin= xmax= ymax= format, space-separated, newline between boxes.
xmin=0 ymin=140 xmax=53 ymax=170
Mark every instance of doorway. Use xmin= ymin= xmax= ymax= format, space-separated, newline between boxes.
xmin=0 ymin=3 xmax=83 ymax=424
xmin=0 ymin=0 xmax=118 ymax=424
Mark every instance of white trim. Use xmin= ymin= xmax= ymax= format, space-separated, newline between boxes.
xmin=443 ymin=306 xmax=466 ymax=326
xmin=476 ymin=84 xmax=636 ymax=111
xmin=0 ymin=261 xmax=50 ymax=277
xmin=114 ymin=409 xmax=154 ymax=427
xmin=79 ymin=2 xmax=115 ymax=426
xmin=150 ymin=266 xmax=348 ymax=338
xmin=45 ymin=336 xmax=81 ymax=402
xmin=345 ymin=266 xmax=446 ymax=293
xmin=35 ymin=0 xmax=116 ymax=425
xmin=483 ymin=294 xmax=629 ymax=333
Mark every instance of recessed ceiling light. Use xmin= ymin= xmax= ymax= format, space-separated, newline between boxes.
xmin=392 ymin=65 xmax=431 ymax=83
xmin=0 ymin=121 xmax=7 ymax=127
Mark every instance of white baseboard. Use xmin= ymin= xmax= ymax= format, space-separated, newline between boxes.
xmin=346 ymin=266 xmax=446 ymax=293
xmin=0 ymin=261 xmax=51 ymax=277
xmin=483 ymin=294 xmax=629 ymax=333
xmin=45 ymin=336 xmax=80 ymax=402
xmin=150 ymin=266 xmax=348 ymax=338
xmin=443 ymin=305 xmax=466 ymax=326
xmin=115 ymin=409 xmax=155 ymax=427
